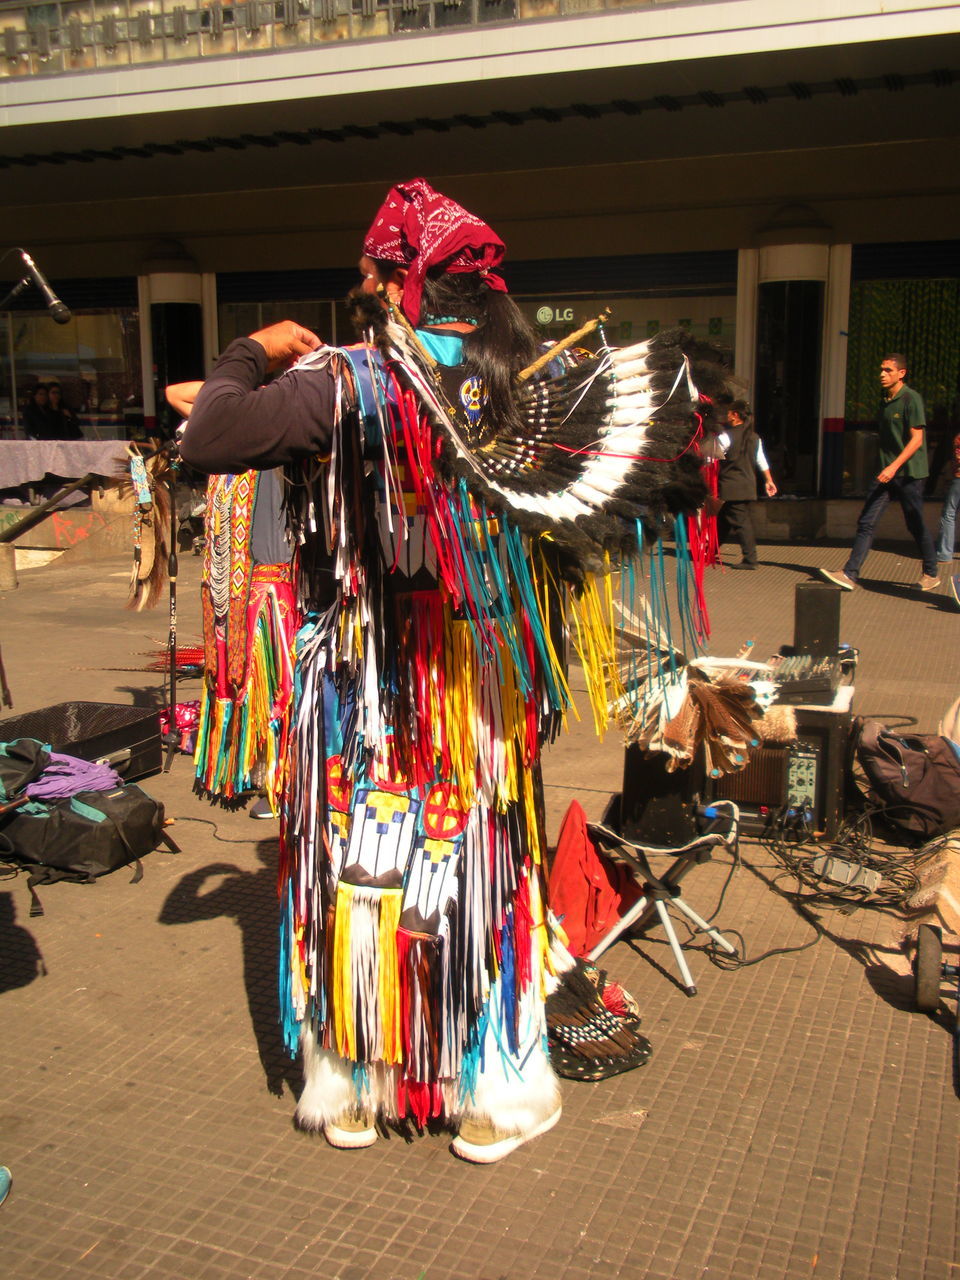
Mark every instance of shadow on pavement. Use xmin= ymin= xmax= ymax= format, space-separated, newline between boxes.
xmin=157 ymin=839 xmax=301 ymax=1100
xmin=0 ymin=890 xmax=47 ymax=991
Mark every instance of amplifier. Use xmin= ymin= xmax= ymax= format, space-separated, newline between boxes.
xmin=705 ymin=702 xmax=852 ymax=838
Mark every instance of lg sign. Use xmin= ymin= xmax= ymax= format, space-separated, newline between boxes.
xmin=536 ymin=306 xmax=575 ymax=325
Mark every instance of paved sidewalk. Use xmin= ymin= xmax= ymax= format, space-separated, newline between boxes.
xmin=1 ymin=535 xmax=958 ymax=1280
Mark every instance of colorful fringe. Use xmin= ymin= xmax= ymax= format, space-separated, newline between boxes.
xmin=194 ymin=563 xmax=299 ymax=809
xmin=279 ymin=338 xmax=700 ymax=1122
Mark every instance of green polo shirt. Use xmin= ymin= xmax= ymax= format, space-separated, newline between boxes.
xmin=879 ymin=384 xmax=927 ymax=479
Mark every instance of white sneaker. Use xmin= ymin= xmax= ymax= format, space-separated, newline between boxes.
xmin=323 ymin=1107 xmax=377 ymax=1149
xmin=451 ymin=1106 xmax=561 ymax=1164
xmin=819 ymin=568 xmax=855 ymax=590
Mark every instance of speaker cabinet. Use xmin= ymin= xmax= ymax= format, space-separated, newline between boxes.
xmin=620 ymin=745 xmax=705 ymax=846
xmin=794 ymin=581 xmax=841 ymax=659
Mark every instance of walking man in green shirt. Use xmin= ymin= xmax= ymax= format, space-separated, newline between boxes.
xmin=820 ymin=353 xmax=938 ymax=592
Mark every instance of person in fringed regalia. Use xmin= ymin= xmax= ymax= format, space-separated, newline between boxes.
xmin=167 ymin=382 xmax=302 ymax=817
xmin=180 ymin=179 xmax=730 ymax=1162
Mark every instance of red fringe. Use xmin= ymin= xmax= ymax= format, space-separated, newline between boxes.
xmin=513 ymin=873 xmax=533 ymax=991
xmin=396 ymin=926 xmax=444 ymax=1124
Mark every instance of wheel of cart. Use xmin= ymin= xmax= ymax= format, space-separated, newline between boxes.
xmin=912 ymin=924 xmax=960 ymax=1019
xmin=914 ymin=924 xmax=944 ymax=1012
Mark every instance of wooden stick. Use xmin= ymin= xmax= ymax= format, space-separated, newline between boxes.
xmin=518 ymin=309 xmax=611 ymax=382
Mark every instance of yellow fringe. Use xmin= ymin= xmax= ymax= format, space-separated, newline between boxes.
xmin=497 ymin=655 xmax=521 ymax=809
xmin=567 ymin=566 xmax=624 ymax=738
xmin=445 ymin=620 xmax=478 ymax=798
xmin=378 ymin=888 xmax=403 ymax=1063
xmin=528 ymin=872 xmax=553 ymax=998
xmin=522 ymin=767 xmax=541 ymax=866
xmin=332 ymin=884 xmax=355 ymax=1060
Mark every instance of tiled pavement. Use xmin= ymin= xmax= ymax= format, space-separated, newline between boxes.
xmin=1 ymin=532 xmax=959 ymax=1280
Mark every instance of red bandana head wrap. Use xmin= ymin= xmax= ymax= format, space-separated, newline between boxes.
xmin=363 ymin=177 xmax=508 ymax=327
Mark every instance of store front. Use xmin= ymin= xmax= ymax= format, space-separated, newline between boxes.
xmin=0 ymin=278 xmax=142 ymax=440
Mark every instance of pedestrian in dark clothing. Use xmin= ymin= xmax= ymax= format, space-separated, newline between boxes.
xmin=713 ymin=400 xmax=777 ymax=569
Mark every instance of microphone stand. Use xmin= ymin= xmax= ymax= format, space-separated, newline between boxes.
xmin=161 ymin=441 xmax=181 ymax=773
xmin=0 ymin=276 xmax=32 ymax=310
xmin=125 ymin=437 xmax=186 ymax=774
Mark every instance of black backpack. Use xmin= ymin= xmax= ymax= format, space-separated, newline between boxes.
xmin=0 ymin=737 xmax=178 ymax=915
xmin=855 ymin=719 xmax=960 ymax=841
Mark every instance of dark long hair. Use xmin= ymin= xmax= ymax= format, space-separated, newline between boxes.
xmin=361 ymin=261 xmax=539 ymax=436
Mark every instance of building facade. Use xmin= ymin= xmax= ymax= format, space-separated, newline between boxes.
xmin=1 ymin=0 xmax=959 ymax=493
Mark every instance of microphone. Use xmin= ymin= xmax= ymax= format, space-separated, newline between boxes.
xmin=18 ymin=249 xmax=71 ymax=324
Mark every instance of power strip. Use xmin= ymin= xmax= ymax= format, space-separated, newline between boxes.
xmin=808 ymin=854 xmax=882 ymax=893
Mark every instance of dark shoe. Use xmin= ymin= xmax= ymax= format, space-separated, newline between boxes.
xmin=730 ymin=562 xmax=757 ymax=570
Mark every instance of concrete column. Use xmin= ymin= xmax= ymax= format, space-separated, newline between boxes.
xmin=138 ymin=269 xmax=205 ymax=433
xmin=139 ymin=248 xmax=203 ymax=436
xmin=735 ymin=248 xmax=759 ymax=393
xmin=818 ymin=244 xmax=853 ymax=496
xmin=137 ymin=275 xmax=156 ymax=433
xmin=756 ymin=241 xmax=830 ymax=494
xmin=201 ymin=272 xmax=219 ymax=375
xmin=758 ymin=243 xmax=830 ymax=284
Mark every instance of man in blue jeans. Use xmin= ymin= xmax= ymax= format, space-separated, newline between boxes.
xmin=820 ymin=353 xmax=939 ymax=593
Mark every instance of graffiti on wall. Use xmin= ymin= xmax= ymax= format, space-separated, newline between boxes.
xmin=0 ymin=508 xmax=108 ymax=548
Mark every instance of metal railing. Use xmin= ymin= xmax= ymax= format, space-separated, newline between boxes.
xmin=0 ymin=0 xmax=659 ymax=77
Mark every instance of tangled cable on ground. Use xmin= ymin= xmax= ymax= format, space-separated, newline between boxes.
xmin=758 ymin=801 xmax=940 ymax=910
xmin=666 ymin=801 xmax=946 ymax=973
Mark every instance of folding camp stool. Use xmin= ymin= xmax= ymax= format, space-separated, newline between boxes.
xmin=585 ymin=806 xmax=740 ymax=995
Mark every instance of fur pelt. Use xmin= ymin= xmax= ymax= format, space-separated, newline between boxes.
xmin=297 ymin=1038 xmax=403 ymax=1129
xmin=461 ymin=1037 xmax=561 ymax=1135
xmin=116 ymin=451 xmax=171 ymax=611
xmin=296 ymin=1039 xmax=359 ymax=1131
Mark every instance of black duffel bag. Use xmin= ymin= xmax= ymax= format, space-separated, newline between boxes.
xmin=0 ymin=779 xmax=177 ymax=915
xmin=855 ymin=719 xmax=960 ymax=841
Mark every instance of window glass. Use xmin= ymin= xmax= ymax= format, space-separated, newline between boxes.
xmin=1 ymin=308 xmax=142 ymax=439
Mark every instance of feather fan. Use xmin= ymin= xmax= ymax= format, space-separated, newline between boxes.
xmin=351 ymin=301 xmax=737 ymax=571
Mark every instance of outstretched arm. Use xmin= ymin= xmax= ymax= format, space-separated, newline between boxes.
xmin=179 ymin=322 xmax=338 ymax=474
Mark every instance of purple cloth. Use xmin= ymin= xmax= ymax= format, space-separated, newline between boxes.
xmin=25 ymin=751 xmax=123 ymax=800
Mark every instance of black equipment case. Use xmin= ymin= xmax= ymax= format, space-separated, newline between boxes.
xmin=0 ymin=701 xmax=162 ymax=782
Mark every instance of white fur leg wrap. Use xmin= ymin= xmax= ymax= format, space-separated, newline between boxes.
xmin=296 ymin=1039 xmax=357 ymax=1131
xmin=296 ymin=1034 xmax=401 ymax=1129
xmin=462 ymin=1041 xmax=561 ymax=1136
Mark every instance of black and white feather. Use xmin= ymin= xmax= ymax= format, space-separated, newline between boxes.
xmin=358 ymin=309 xmax=735 ymax=569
